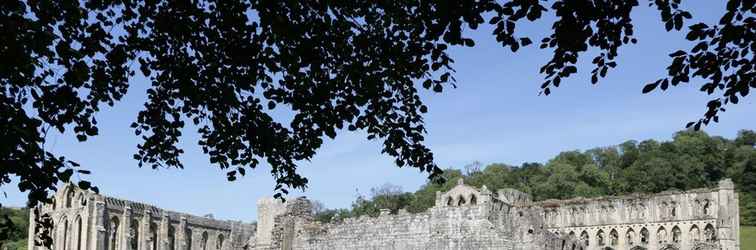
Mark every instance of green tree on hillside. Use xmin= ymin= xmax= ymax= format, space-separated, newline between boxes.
xmin=317 ymin=130 xmax=756 ymax=225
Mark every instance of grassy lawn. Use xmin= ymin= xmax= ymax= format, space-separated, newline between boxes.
xmin=743 ymin=226 xmax=756 ymax=250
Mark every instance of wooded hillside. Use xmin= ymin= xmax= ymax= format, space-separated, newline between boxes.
xmin=314 ymin=130 xmax=756 ymax=226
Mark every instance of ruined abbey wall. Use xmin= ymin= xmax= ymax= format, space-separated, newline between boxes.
xmin=536 ymin=179 xmax=740 ymax=250
xmin=248 ymin=179 xmax=582 ymax=250
xmin=30 ymin=179 xmax=740 ymax=250
xmin=28 ymin=185 xmax=255 ymax=250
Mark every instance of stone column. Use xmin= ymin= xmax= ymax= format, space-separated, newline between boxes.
xmin=93 ymin=197 xmax=108 ymax=250
xmin=717 ymin=179 xmax=738 ymax=250
xmin=158 ymin=215 xmax=169 ymax=250
xmin=178 ymin=217 xmax=187 ymax=250
xmin=122 ymin=205 xmax=133 ymax=250
xmin=140 ymin=210 xmax=153 ymax=250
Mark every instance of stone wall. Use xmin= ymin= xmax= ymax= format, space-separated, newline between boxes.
xmin=537 ymin=179 xmax=740 ymax=250
xmin=28 ymin=185 xmax=256 ymax=250
xmin=249 ymin=180 xmax=582 ymax=250
xmin=29 ymin=179 xmax=740 ymax=250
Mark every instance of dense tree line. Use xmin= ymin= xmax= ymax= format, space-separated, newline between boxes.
xmin=0 ymin=207 xmax=28 ymax=250
xmin=315 ymin=130 xmax=756 ymax=225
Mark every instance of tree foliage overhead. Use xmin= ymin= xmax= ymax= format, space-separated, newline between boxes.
xmin=319 ymin=130 xmax=756 ymax=226
xmin=1 ymin=1 xmax=754 ymax=211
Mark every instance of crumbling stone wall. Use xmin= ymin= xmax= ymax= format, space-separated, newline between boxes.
xmin=251 ymin=180 xmax=581 ymax=250
xmin=30 ymin=179 xmax=739 ymax=250
xmin=28 ymin=184 xmax=256 ymax=250
xmin=538 ymin=179 xmax=740 ymax=250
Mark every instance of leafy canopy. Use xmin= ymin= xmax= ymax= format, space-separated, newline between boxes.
xmin=1 ymin=1 xmax=754 ymax=210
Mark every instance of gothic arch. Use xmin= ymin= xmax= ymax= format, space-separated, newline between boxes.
xmin=469 ymin=194 xmax=477 ymax=205
xmin=201 ymin=231 xmax=209 ymax=250
xmin=672 ymin=226 xmax=681 ymax=243
xmin=609 ymin=229 xmax=618 ymax=246
xmin=65 ymin=188 xmax=75 ymax=208
xmin=704 ymin=224 xmax=716 ymax=242
xmin=75 ymin=215 xmax=84 ymax=250
xmin=446 ymin=196 xmax=454 ymax=206
xmin=690 ymin=225 xmax=701 ymax=242
xmin=149 ymin=222 xmax=158 ymax=250
xmin=108 ymin=217 xmax=120 ymax=250
xmin=186 ymin=228 xmax=193 ymax=250
xmin=168 ymin=225 xmax=176 ymax=250
xmin=579 ymin=231 xmax=589 ymax=247
xmin=626 ymin=228 xmax=636 ymax=246
xmin=457 ymin=195 xmax=466 ymax=206
xmin=216 ymin=233 xmax=225 ymax=250
xmin=640 ymin=227 xmax=649 ymax=245
xmin=596 ymin=229 xmax=606 ymax=246
xmin=130 ymin=219 xmax=139 ymax=250
xmin=58 ymin=216 xmax=69 ymax=250
xmin=657 ymin=226 xmax=668 ymax=244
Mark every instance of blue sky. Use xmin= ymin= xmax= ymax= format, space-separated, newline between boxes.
xmin=2 ymin=1 xmax=753 ymax=222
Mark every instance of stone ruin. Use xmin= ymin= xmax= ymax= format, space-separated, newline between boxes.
xmin=28 ymin=179 xmax=739 ymax=250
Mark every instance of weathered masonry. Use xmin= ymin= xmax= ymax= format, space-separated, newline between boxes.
xmin=29 ymin=179 xmax=739 ymax=250
xmin=537 ymin=179 xmax=740 ymax=250
xmin=27 ymin=185 xmax=255 ymax=250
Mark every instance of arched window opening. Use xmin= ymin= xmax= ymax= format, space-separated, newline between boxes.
xmin=703 ymin=200 xmax=710 ymax=216
xmin=657 ymin=227 xmax=667 ymax=244
xmin=671 ymin=206 xmax=676 ymax=217
xmin=640 ymin=228 xmax=649 ymax=245
xmin=168 ymin=225 xmax=176 ymax=250
xmin=690 ymin=225 xmax=701 ymax=242
xmin=109 ymin=217 xmax=120 ymax=250
xmin=469 ymin=195 xmax=477 ymax=205
xmin=130 ymin=219 xmax=139 ymax=250
xmin=61 ymin=218 xmax=69 ymax=250
xmin=201 ymin=231 xmax=209 ymax=250
xmin=457 ymin=195 xmax=466 ymax=206
xmin=597 ymin=230 xmax=605 ymax=246
xmin=672 ymin=226 xmax=681 ymax=243
xmin=76 ymin=216 xmax=83 ymax=250
xmin=626 ymin=228 xmax=636 ymax=246
xmin=150 ymin=223 xmax=158 ymax=250
xmin=216 ymin=234 xmax=224 ymax=250
xmin=186 ymin=229 xmax=193 ymax=250
xmin=609 ymin=229 xmax=618 ymax=246
xmin=580 ymin=231 xmax=589 ymax=246
xmin=447 ymin=196 xmax=454 ymax=206
xmin=704 ymin=224 xmax=716 ymax=242
xmin=65 ymin=188 xmax=75 ymax=208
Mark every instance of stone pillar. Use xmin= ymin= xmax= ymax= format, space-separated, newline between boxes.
xmin=140 ymin=210 xmax=152 ymax=250
xmin=93 ymin=197 xmax=108 ymax=250
xmin=255 ymin=198 xmax=286 ymax=247
xmin=717 ymin=179 xmax=739 ymax=250
xmin=122 ymin=205 xmax=133 ymax=250
xmin=159 ymin=215 xmax=170 ymax=250
xmin=178 ymin=217 xmax=187 ymax=250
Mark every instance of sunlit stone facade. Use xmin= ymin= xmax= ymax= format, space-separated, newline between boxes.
xmin=29 ymin=179 xmax=739 ymax=250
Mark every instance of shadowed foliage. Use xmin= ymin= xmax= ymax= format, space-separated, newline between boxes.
xmin=1 ymin=0 xmax=753 ymax=247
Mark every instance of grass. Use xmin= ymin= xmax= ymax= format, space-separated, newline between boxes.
xmin=742 ymin=226 xmax=756 ymax=250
